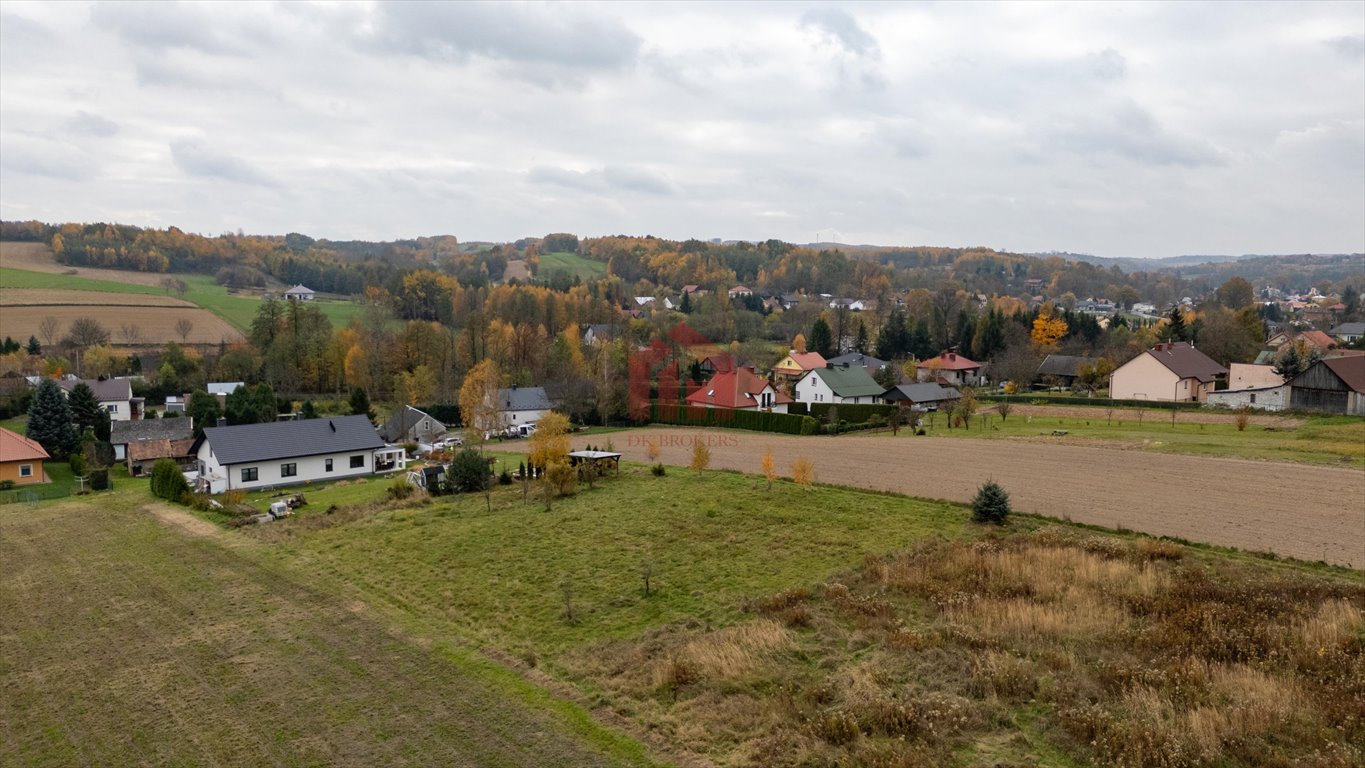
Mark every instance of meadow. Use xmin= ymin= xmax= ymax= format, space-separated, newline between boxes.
xmin=538 ymin=251 xmax=608 ymax=281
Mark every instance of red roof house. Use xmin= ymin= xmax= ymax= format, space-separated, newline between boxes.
xmin=685 ymin=368 xmax=792 ymax=413
xmin=915 ymin=351 xmax=983 ymax=386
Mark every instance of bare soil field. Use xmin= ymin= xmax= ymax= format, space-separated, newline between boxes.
xmin=536 ymin=427 xmax=1365 ymax=567
xmin=0 ymin=288 xmax=193 ymax=307
xmin=0 ymin=305 xmax=243 ymax=345
xmin=0 ymin=241 xmax=170 ymax=286
xmin=0 ymin=500 xmax=641 ymax=767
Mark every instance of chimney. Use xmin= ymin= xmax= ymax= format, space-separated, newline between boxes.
xmin=329 ymin=420 xmax=336 ymax=432
xmin=216 ymin=417 xmax=226 ymax=428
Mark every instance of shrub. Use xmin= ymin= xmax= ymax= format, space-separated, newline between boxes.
xmin=1235 ymin=407 xmax=1251 ymax=431
xmin=68 ymin=453 xmax=86 ymax=476
xmin=689 ymin=437 xmax=711 ymax=476
xmin=971 ymin=479 xmax=1011 ymax=525
xmin=447 ymin=448 xmax=489 ymax=493
xmin=87 ymin=468 xmax=110 ymax=491
xmin=387 ymin=475 xmax=415 ymax=500
xmin=800 ymin=416 xmax=819 ymax=435
xmin=791 ymin=456 xmax=816 ymax=487
xmin=651 ymin=463 xmax=666 ymax=476
xmin=0 ymin=479 xmax=14 ymax=491
xmin=150 ymin=458 xmax=190 ymax=501
xmin=498 ymin=468 xmax=513 ymax=485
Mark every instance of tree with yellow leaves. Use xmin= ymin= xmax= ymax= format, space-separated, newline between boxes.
xmin=1030 ymin=304 xmax=1068 ymax=349
xmin=459 ymin=359 xmax=502 ymax=451
xmin=761 ymin=446 xmax=776 ymax=491
xmin=791 ymin=457 xmax=815 ymax=488
xmin=690 ymin=436 xmax=711 ymax=477
xmin=793 ymin=333 xmax=807 ymax=354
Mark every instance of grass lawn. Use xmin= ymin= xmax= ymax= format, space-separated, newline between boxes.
xmin=906 ymin=407 xmax=1365 ymax=467
xmin=537 ymin=251 xmax=608 ymax=280
xmin=0 ymin=413 xmax=26 ymax=433
xmin=0 ymin=266 xmax=364 ymax=332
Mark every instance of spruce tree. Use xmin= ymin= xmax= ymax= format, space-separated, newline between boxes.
xmin=809 ymin=317 xmax=835 ymax=358
xmin=854 ymin=320 xmax=869 ymax=355
xmin=26 ymin=379 xmax=78 ymax=459
xmin=971 ymin=479 xmax=1011 ymax=525
xmin=1166 ymin=307 xmax=1190 ymax=342
xmin=349 ymin=387 xmax=374 ymax=419
xmin=299 ymin=400 xmax=318 ymax=419
xmin=68 ymin=383 xmax=103 ymax=438
xmin=27 ymin=336 xmax=41 ymax=355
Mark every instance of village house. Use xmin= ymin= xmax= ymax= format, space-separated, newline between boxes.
xmin=793 ymin=364 xmax=885 ymax=405
xmin=882 ymin=382 xmax=960 ymax=411
xmin=110 ymin=417 xmax=195 ymax=463
xmin=58 ymin=377 xmax=143 ymax=421
xmin=685 ymin=367 xmax=791 ymax=413
xmin=1109 ymin=342 xmax=1227 ymax=402
xmin=379 ymin=405 xmax=447 ymax=445
xmin=1035 ymin=354 xmax=1099 ymax=389
xmin=283 ymin=284 xmax=315 ymax=301
xmin=772 ymin=350 xmax=827 ymax=382
xmin=1206 ymin=364 xmax=1289 ymax=412
xmin=1287 ymin=356 xmax=1365 ymax=415
xmin=0 ymin=427 xmax=49 ymax=487
xmin=581 ymin=324 xmax=618 ymax=346
xmin=1329 ymin=322 xmax=1365 ymax=344
xmin=915 ymin=352 xmax=984 ymax=387
xmin=826 ymin=352 xmax=889 ymax=378
xmin=499 ymin=386 xmax=552 ymax=426
xmin=194 ymin=415 xmax=405 ymax=494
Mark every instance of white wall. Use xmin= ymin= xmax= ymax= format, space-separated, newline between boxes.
xmin=504 ymin=408 xmax=547 ymax=425
xmin=1206 ymin=386 xmax=1288 ymax=412
xmin=1111 ymin=353 xmax=1179 ymax=401
xmin=197 ymin=442 xmax=377 ymax=494
xmin=794 ymin=372 xmax=876 ymax=405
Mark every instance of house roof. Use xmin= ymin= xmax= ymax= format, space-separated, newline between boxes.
xmin=826 ymin=353 xmax=888 ymax=370
xmin=111 ymin=417 xmax=194 ymax=445
xmin=1037 ymin=355 xmax=1098 ymax=378
xmin=499 ymin=386 xmax=551 ymax=412
xmin=379 ymin=405 xmax=445 ymax=442
xmin=882 ymin=382 xmax=960 ymax=404
xmin=284 ymin=284 xmax=313 ymax=294
xmin=686 ymin=368 xmax=792 ymax=409
xmin=1330 ymin=322 xmax=1365 ymax=336
xmin=0 ymin=427 xmax=49 ymax=463
xmin=1143 ymin=342 xmax=1228 ymax=383
xmin=1297 ymin=355 xmax=1365 ymax=393
xmin=127 ymin=438 xmax=196 ymax=462
xmin=197 ymin=414 xmax=384 ymax=465
xmin=1294 ymin=330 xmax=1338 ymax=350
xmin=702 ymin=354 xmax=740 ymax=373
xmin=919 ymin=352 xmax=982 ymax=371
xmin=801 ymin=365 xmax=886 ymax=398
xmin=774 ymin=351 xmax=827 ymax=372
xmin=58 ymin=377 xmax=132 ymax=402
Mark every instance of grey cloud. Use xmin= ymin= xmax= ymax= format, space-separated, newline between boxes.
xmin=67 ymin=111 xmax=119 ymax=137
xmin=1 ymin=134 xmax=91 ymax=181
xmin=90 ymin=1 xmax=250 ymax=55
xmin=1326 ymin=35 xmax=1364 ymax=58
xmin=1087 ymin=48 xmax=1127 ymax=80
xmin=365 ymin=2 xmax=640 ymax=82
xmin=529 ymin=165 xmax=676 ymax=196
xmin=170 ymin=140 xmax=277 ymax=187
xmin=800 ymin=7 xmax=879 ymax=58
xmin=1047 ymin=102 xmax=1223 ymax=167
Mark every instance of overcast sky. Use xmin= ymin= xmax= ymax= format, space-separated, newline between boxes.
xmin=1 ymin=1 xmax=1362 ymax=258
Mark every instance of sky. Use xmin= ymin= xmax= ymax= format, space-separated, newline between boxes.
xmin=1 ymin=1 xmax=1362 ymax=258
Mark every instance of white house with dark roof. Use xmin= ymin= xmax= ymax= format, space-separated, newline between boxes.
xmin=192 ymin=415 xmax=405 ymax=494
xmin=499 ymin=386 xmax=552 ymax=426
xmin=57 ymin=377 xmax=143 ymax=421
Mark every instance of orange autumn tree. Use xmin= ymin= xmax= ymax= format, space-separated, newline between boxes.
xmin=1031 ymin=303 xmax=1068 ymax=349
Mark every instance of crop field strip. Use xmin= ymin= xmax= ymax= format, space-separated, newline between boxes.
xmin=0 ymin=501 xmax=646 ymax=768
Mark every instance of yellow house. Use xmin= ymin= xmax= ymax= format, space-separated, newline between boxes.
xmin=0 ymin=427 xmax=49 ymax=486
xmin=1109 ymin=342 xmax=1227 ymax=402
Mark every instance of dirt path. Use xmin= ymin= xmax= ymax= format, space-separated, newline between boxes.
xmin=514 ymin=427 xmax=1365 ymax=568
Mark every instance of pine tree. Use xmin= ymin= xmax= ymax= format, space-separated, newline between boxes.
xmin=26 ymin=379 xmax=78 ymax=460
xmin=26 ymin=336 xmax=41 ymax=355
xmin=854 ymin=320 xmax=869 ymax=355
xmin=809 ymin=317 xmax=834 ymax=358
xmin=349 ymin=387 xmax=374 ymax=419
xmin=299 ymin=400 xmax=318 ymax=419
xmin=1166 ymin=307 xmax=1190 ymax=342
xmin=68 ymin=383 xmax=103 ymax=437
xmin=971 ymin=480 xmax=1011 ymax=525
xmin=680 ymin=291 xmax=692 ymax=314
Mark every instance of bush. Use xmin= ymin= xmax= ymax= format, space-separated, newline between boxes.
xmin=971 ymin=480 xmax=1011 ymax=525
xmin=498 ymin=469 xmax=513 ymax=485
xmin=447 ymin=448 xmax=489 ymax=493
xmin=0 ymin=479 xmax=13 ymax=491
xmin=651 ymin=463 xmax=666 ymax=476
xmin=650 ymin=402 xmax=811 ymax=435
xmin=800 ymin=416 xmax=819 ymax=435
xmin=87 ymin=468 xmax=110 ymax=491
xmin=150 ymin=458 xmax=190 ymax=501
xmin=387 ymin=475 xmax=414 ymax=500
xmin=68 ymin=453 xmax=86 ymax=476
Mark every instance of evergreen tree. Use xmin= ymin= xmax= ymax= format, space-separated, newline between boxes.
xmin=2 ymin=337 xmax=18 ymax=354
xmin=1165 ymin=307 xmax=1191 ymax=342
xmin=349 ymin=387 xmax=374 ymax=419
xmin=1343 ymin=285 xmax=1361 ymax=321
xmin=26 ymin=379 xmax=78 ymax=459
xmin=299 ymin=400 xmax=318 ymax=419
xmin=910 ymin=320 xmax=934 ymax=360
xmin=680 ymin=291 xmax=692 ymax=314
xmin=875 ymin=307 xmax=910 ymax=360
xmin=854 ymin=320 xmax=869 ymax=355
xmin=186 ymin=390 xmax=222 ymax=438
xmin=808 ymin=317 xmax=834 ymax=358
xmin=970 ymin=479 xmax=1011 ymax=525
xmin=67 ymin=383 xmax=104 ymax=438
xmin=150 ymin=458 xmax=190 ymax=501
xmin=26 ymin=336 xmax=41 ymax=355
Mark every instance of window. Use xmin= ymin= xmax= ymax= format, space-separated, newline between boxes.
xmin=241 ymin=467 xmax=258 ymax=482
xmin=280 ymin=463 xmax=297 ymax=478
xmin=1250 ymin=394 xmax=1257 ymax=404
xmin=350 ymin=455 xmax=365 ymax=469
xmin=106 ymin=404 xmax=119 ymax=413
xmin=19 ymin=464 xmax=33 ymax=478
xmin=325 ymin=458 xmax=333 ymax=472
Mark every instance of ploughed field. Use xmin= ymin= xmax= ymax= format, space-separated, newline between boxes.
xmin=512 ymin=426 xmax=1365 ymax=568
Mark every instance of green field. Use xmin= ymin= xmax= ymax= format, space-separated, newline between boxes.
xmin=907 ymin=405 xmax=1365 ymax=467
xmin=0 ymin=266 xmax=365 ymax=332
xmin=537 ymin=251 xmax=608 ymax=280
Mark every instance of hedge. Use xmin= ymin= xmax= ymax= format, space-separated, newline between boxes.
xmin=806 ymin=403 xmax=899 ymax=423
xmin=650 ymin=402 xmax=817 ymax=435
xmin=978 ymin=393 xmax=1205 ymax=411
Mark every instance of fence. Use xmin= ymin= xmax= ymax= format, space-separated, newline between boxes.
xmin=0 ymin=484 xmax=72 ymax=504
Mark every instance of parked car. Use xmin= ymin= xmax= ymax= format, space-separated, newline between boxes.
xmin=433 ymin=435 xmax=463 ymax=450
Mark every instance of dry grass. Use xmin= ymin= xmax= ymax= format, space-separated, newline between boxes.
xmin=0 ymin=305 xmax=242 ymax=345
xmin=571 ymin=530 xmax=1365 ymax=767
xmin=0 ymin=288 xmax=194 ymax=307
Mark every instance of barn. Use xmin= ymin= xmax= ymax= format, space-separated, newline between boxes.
xmin=1287 ymin=356 xmax=1365 ymax=415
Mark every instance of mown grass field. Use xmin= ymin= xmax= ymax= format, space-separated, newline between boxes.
xmin=907 ymin=404 xmax=1365 ymax=467
xmin=537 ymin=251 xmax=608 ymax=280
xmin=0 ymin=480 xmax=656 ymax=768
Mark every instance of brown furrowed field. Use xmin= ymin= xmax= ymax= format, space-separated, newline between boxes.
xmin=0 ymin=303 xmax=243 ymax=345
xmin=0 ymin=500 xmax=648 ymax=767
xmin=509 ymin=426 xmax=1365 ymax=567
xmin=0 ymin=288 xmax=195 ymax=307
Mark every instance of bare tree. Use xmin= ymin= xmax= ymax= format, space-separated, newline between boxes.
xmin=159 ymin=277 xmax=188 ymax=297
xmin=118 ymin=323 xmax=142 ymax=345
xmin=174 ymin=318 xmax=194 ymax=342
xmin=39 ymin=316 xmax=61 ymax=347
xmin=65 ymin=317 xmax=110 ymax=348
